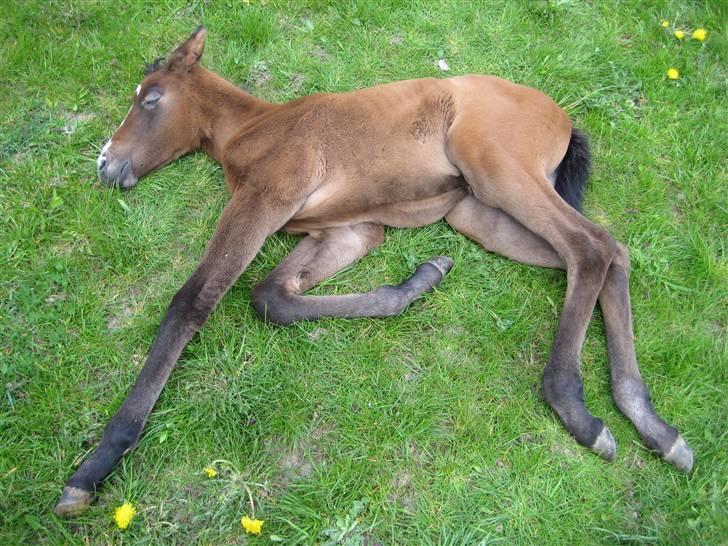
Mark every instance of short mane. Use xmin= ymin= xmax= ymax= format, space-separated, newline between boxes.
xmin=144 ymin=57 xmax=167 ymax=76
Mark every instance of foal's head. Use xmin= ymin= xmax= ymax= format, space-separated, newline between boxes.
xmin=97 ymin=27 xmax=208 ymax=189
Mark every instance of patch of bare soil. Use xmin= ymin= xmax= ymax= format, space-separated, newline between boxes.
xmin=389 ymin=34 xmax=404 ymax=46
xmin=310 ymin=45 xmax=331 ymax=62
xmin=289 ymin=73 xmax=305 ymax=94
xmin=62 ymin=111 xmax=95 ymax=135
xmin=307 ymin=326 xmax=327 ymax=341
xmin=266 ymin=420 xmax=334 ymax=487
xmin=388 ymin=468 xmax=417 ymax=514
xmin=550 ymin=438 xmax=584 ymax=465
xmin=403 ymin=438 xmax=430 ymax=466
xmin=248 ymin=61 xmax=272 ymax=89
xmin=106 ymin=303 xmax=134 ymax=330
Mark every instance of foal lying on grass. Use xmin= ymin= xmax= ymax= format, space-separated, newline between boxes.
xmin=55 ymin=27 xmax=693 ymax=516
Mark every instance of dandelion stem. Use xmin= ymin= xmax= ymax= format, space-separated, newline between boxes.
xmin=244 ymin=483 xmax=255 ymax=517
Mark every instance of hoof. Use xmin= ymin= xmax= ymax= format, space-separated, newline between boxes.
xmin=54 ymin=486 xmax=94 ymax=517
xmin=664 ymin=435 xmax=693 ymax=472
xmin=425 ymin=256 xmax=454 ymax=278
xmin=590 ymin=426 xmax=616 ymax=462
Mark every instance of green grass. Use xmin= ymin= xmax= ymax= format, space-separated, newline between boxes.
xmin=1 ymin=0 xmax=726 ymax=543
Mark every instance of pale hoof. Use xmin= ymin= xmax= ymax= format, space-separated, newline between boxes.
xmin=664 ymin=435 xmax=694 ymax=472
xmin=590 ymin=426 xmax=616 ymax=462
xmin=54 ymin=486 xmax=94 ymax=517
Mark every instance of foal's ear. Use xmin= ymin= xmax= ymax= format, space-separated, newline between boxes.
xmin=168 ymin=26 xmax=207 ymax=73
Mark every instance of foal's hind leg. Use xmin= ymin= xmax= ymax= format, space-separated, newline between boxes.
xmin=252 ymin=223 xmax=453 ymax=324
xmin=597 ymin=244 xmax=692 ymax=470
xmin=447 ymin=196 xmax=692 ymax=470
xmin=447 ymin=150 xmax=620 ymax=459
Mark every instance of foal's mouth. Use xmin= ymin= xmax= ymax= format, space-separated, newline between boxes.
xmin=115 ymin=161 xmax=138 ymax=190
xmin=98 ymin=158 xmax=138 ymax=190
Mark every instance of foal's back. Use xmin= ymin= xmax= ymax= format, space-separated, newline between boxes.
xmin=265 ymin=75 xmax=568 ymax=233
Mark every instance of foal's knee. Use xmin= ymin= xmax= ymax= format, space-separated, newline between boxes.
xmin=168 ymin=280 xmax=223 ymax=330
xmin=251 ymin=280 xmax=295 ymax=325
xmin=542 ymin=366 xmax=583 ymax=409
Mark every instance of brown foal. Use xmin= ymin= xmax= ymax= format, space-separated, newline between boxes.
xmin=55 ymin=27 xmax=693 ymax=516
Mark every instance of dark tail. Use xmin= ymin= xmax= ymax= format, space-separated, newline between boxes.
xmin=554 ymin=127 xmax=591 ymax=211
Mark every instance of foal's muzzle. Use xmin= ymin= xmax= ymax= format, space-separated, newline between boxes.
xmin=97 ymin=146 xmax=138 ymax=189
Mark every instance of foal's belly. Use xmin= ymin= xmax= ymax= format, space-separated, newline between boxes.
xmin=283 ymin=183 xmax=467 ymax=233
xmin=284 ymin=144 xmax=467 ymax=235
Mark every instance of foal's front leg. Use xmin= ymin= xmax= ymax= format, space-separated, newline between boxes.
xmin=55 ymin=191 xmax=294 ymax=516
xmin=252 ymin=223 xmax=453 ymax=324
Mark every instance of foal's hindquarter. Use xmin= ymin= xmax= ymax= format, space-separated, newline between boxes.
xmin=55 ymin=60 xmax=692 ymax=515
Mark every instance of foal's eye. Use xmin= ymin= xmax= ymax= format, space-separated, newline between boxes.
xmin=141 ymin=91 xmax=162 ymax=109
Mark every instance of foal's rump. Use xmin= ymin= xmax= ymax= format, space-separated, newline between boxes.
xmin=446 ymin=76 xmax=572 ymax=175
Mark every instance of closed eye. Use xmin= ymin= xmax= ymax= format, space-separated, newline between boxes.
xmin=141 ymin=91 xmax=162 ymax=109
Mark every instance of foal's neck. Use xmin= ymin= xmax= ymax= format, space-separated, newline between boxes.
xmin=191 ymin=66 xmax=271 ymax=163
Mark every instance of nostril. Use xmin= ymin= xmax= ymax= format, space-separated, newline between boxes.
xmin=98 ymin=157 xmax=107 ymax=171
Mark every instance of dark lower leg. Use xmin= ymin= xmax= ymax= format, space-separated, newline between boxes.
xmin=541 ymin=267 xmax=616 ymax=459
xmin=252 ymin=224 xmax=453 ymax=324
xmin=65 ymin=314 xmax=192 ymax=483
xmin=56 ymin=193 xmax=281 ymax=515
xmin=598 ymin=245 xmax=692 ymax=470
xmin=55 ymin=292 xmax=203 ymax=515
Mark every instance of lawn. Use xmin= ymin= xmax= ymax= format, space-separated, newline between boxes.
xmin=1 ymin=0 xmax=726 ymax=544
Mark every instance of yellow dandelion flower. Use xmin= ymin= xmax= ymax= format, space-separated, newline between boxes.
xmin=114 ymin=502 xmax=136 ymax=530
xmin=203 ymin=466 xmax=217 ymax=478
xmin=692 ymin=28 xmax=707 ymax=41
xmin=667 ymin=68 xmax=680 ymax=80
xmin=241 ymin=515 xmax=264 ymax=535
xmin=673 ymin=30 xmax=685 ymax=40
xmin=660 ymin=20 xmax=669 ymax=28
